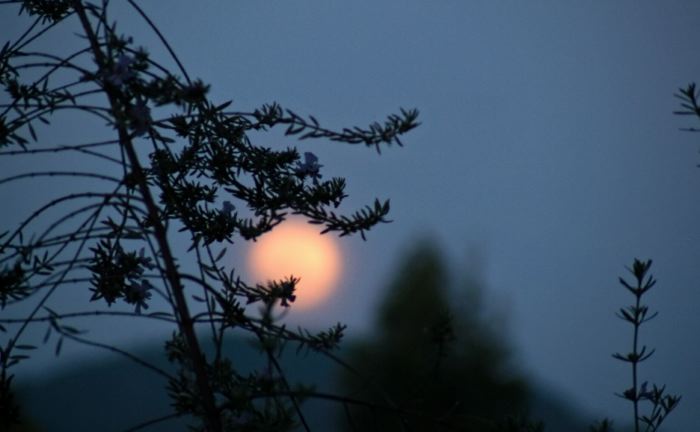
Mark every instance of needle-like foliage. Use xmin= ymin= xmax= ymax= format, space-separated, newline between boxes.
xmin=0 ymin=2 xmax=418 ymax=430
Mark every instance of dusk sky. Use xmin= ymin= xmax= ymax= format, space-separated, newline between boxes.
xmin=3 ymin=1 xmax=700 ymax=430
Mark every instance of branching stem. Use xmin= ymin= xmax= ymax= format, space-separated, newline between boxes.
xmin=71 ymin=2 xmax=222 ymax=430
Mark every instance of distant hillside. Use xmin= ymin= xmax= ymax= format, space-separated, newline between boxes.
xmin=16 ymin=336 xmax=592 ymax=431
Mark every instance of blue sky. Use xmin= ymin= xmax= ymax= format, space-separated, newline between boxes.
xmin=3 ymin=1 xmax=700 ymax=429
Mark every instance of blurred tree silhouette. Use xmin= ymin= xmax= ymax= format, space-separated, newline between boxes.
xmin=338 ymin=241 xmax=533 ymax=431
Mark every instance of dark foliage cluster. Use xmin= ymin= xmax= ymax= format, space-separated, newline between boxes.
xmin=0 ymin=1 xmax=419 ymax=430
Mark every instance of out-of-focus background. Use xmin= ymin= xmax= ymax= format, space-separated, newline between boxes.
xmin=3 ymin=1 xmax=700 ymax=430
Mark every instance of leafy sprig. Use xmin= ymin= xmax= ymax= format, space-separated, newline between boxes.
xmin=591 ymin=260 xmax=681 ymax=432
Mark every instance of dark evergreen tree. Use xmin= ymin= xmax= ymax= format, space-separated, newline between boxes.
xmin=338 ymin=241 xmax=532 ymax=431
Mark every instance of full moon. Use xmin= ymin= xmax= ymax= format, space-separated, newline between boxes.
xmin=247 ymin=218 xmax=342 ymax=310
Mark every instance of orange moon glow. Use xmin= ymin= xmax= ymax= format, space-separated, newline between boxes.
xmin=248 ymin=218 xmax=342 ymax=310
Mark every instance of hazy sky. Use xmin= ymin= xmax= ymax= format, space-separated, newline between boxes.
xmin=3 ymin=1 xmax=700 ymax=429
